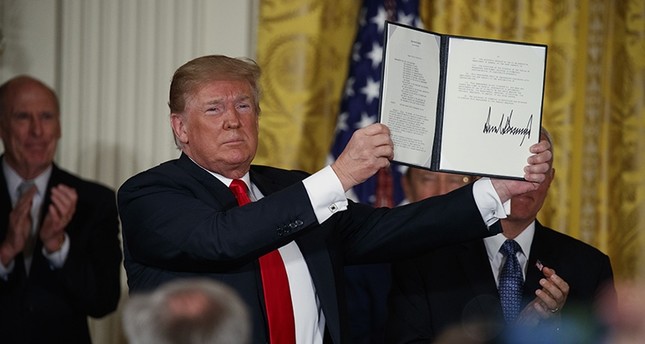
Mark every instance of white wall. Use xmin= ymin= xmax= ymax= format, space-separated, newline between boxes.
xmin=0 ymin=1 xmax=258 ymax=343
xmin=0 ymin=0 xmax=58 ymax=86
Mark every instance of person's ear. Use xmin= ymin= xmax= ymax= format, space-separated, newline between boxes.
xmin=170 ymin=113 xmax=188 ymax=144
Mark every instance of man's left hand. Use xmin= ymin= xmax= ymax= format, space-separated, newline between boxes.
xmin=516 ymin=266 xmax=570 ymax=326
xmin=40 ymin=184 xmax=78 ymax=253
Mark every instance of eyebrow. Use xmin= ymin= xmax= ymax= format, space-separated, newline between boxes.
xmin=203 ymin=94 xmax=252 ymax=105
xmin=203 ymin=99 xmax=223 ymax=106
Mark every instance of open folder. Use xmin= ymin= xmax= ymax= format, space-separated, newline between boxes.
xmin=378 ymin=21 xmax=547 ymax=180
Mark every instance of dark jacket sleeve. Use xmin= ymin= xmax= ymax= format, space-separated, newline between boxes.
xmin=337 ymin=184 xmax=494 ymax=264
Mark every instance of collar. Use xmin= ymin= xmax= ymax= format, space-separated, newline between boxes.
xmin=483 ymin=221 xmax=536 ymax=261
xmin=2 ymin=157 xmax=52 ymax=204
xmin=185 ymin=155 xmax=257 ymax=200
xmin=213 ymin=172 xmax=251 ymax=190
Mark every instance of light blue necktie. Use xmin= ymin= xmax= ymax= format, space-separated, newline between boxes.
xmin=499 ymin=239 xmax=523 ymax=322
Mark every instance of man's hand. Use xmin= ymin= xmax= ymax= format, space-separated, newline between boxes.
xmin=332 ymin=123 xmax=394 ymax=191
xmin=491 ymin=139 xmax=552 ymax=203
xmin=0 ymin=186 xmax=36 ymax=265
xmin=40 ymin=184 xmax=77 ymax=253
xmin=516 ymin=266 xmax=569 ymax=326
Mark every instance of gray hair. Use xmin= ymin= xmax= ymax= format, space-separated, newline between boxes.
xmin=122 ymin=278 xmax=251 ymax=344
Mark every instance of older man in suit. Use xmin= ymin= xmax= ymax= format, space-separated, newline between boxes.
xmin=0 ymin=76 xmax=122 ymax=343
xmin=386 ymin=129 xmax=616 ymax=343
xmin=117 ymin=55 xmax=553 ymax=344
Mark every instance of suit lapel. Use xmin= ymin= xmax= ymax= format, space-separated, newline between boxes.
xmin=296 ymin=232 xmax=341 ymax=344
xmin=0 ymin=161 xmax=11 ymax=240
xmin=176 ymin=153 xmax=239 ymax=209
xmin=458 ymin=240 xmax=500 ymax=300
xmin=0 ymin=166 xmax=29 ymax=281
xmin=524 ymin=222 xmax=556 ymax=303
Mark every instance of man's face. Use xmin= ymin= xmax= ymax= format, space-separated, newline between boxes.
xmin=172 ymin=79 xmax=259 ymax=178
xmin=0 ymin=80 xmax=61 ymax=179
xmin=402 ymin=168 xmax=471 ymax=202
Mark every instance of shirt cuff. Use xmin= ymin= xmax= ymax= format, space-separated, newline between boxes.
xmin=473 ymin=177 xmax=511 ymax=227
xmin=302 ymin=165 xmax=348 ymax=224
xmin=42 ymin=233 xmax=70 ymax=269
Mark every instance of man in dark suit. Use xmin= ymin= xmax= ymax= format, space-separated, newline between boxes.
xmin=0 ymin=76 xmax=122 ymax=343
xmin=386 ymin=129 xmax=616 ymax=344
xmin=117 ymin=55 xmax=553 ymax=344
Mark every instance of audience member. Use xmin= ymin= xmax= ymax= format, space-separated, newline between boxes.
xmin=0 ymin=75 xmax=122 ymax=343
xmin=123 ymin=278 xmax=251 ymax=344
xmin=600 ymin=280 xmax=645 ymax=344
xmin=401 ymin=168 xmax=475 ymax=204
xmin=386 ymin=128 xmax=616 ymax=343
xmin=117 ymin=55 xmax=552 ymax=343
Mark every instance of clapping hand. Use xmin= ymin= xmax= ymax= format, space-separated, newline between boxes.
xmin=516 ymin=266 xmax=569 ymax=326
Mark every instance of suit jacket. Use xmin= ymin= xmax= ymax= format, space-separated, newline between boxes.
xmin=0 ymin=160 xmax=123 ymax=344
xmin=386 ymin=221 xmax=615 ymax=344
xmin=118 ymin=153 xmax=498 ymax=344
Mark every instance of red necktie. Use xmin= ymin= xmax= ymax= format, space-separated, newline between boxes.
xmin=229 ymin=179 xmax=296 ymax=344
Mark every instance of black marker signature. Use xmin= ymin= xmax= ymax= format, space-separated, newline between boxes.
xmin=482 ymin=106 xmax=533 ymax=146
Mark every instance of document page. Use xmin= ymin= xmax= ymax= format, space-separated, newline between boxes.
xmin=439 ymin=37 xmax=546 ymax=178
xmin=379 ymin=23 xmax=441 ymax=168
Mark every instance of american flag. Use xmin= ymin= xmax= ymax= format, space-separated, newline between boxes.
xmin=328 ymin=0 xmax=423 ymax=207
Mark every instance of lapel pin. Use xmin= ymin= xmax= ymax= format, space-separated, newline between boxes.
xmin=535 ymin=259 xmax=544 ymax=271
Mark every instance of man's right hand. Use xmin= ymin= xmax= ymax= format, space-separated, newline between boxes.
xmin=0 ymin=186 xmax=36 ymax=265
xmin=332 ymin=123 xmax=394 ymax=192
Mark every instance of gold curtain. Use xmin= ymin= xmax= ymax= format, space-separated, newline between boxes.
xmin=254 ymin=0 xmax=361 ymax=172
xmin=418 ymin=0 xmax=645 ymax=281
xmin=256 ymin=0 xmax=645 ymax=281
